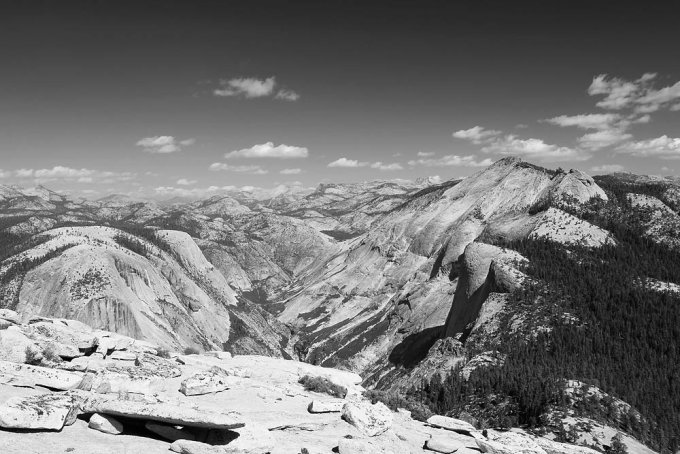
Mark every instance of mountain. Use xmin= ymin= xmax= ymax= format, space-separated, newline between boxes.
xmin=1 ymin=158 xmax=679 ymax=453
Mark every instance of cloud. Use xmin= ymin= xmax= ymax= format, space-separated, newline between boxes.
xmin=481 ymin=135 xmax=590 ymax=162
xmin=209 ymin=163 xmax=269 ymax=174
xmin=408 ymin=155 xmax=493 ymax=168
xmin=590 ymin=164 xmax=625 ymax=173
xmin=370 ymin=162 xmax=403 ymax=171
xmin=213 ymin=77 xmax=299 ymax=101
xmin=10 ymin=166 xmax=135 ymax=183
xmin=328 ymin=158 xmax=367 ymax=168
xmin=275 ymin=89 xmax=300 ymax=101
xmin=280 ymin=168 xmax=302 ymax=175
xmin=417 ymin=151 xmax=435 ymax=157
xmin=214 ymin=77 xmax=275 ymax=98
xmin=452 ymin=126 xmax=501 ymax=144
xmin=588 ymin=73 xmax=680 ymax=113
xmin=225 ymin=142 xmax=308 ymax=159
xmin=545 ymin=113 xmax=622 ymax=130
xmin=176 ymin=178 xmax=197 ymax=186
xmin=577 ymin=129 xmax=633 ymax=150
xmin=136 ymin=136 xmax=194 ymax=154
xmin=616 ymin=135 xmax=680 ymax=159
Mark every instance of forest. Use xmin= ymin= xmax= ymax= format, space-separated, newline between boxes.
xmin=413 ymin=184 xmax=680 ymax=452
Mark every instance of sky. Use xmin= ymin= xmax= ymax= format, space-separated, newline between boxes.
xmin=0 ymin=0 xmax=679 ymax=199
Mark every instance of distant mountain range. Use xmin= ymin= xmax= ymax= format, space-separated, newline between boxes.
xmin=2 ymin=157 xmax=679 ymax=453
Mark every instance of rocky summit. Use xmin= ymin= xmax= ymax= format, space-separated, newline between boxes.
xmin=1 ymin=158 xmax=679 ymax=453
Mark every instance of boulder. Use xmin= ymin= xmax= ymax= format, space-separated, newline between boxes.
xmin=425 ymin=436 xmax=466 ymax=453
xmin=427 ymin=415 xmax=476 ymax=434
xmin=0 ymin=360 xmax=84 ymax=390
xmin=95 ymin=336 xmax=117 ymax=356
xmin=21 ymin=321 xmax=96 ymax=352
xmin=0 ymin=327 xmax=40 ymax=363
xmin=88 ymin=413 xmax=123 ymax=435
xmin=180 ymin=366 xmax=239 ymax=396
xmin=145 ymin=421 xmax=196 ymax=441
xmin=83 ymin=395 xmax=245 ymax=429
xmin=0 ymin=393 xmax=82 ymax=430
xmin=341 ymin=399 xmax=393 ymax=437
xmin=0 ymin=319 xmax=13 ymax=330
xmin=307 ymin=399 xmax=344 ymax=413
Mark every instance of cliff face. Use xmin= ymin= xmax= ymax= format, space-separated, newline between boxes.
xmin=277 ymin=158 xmax=610 ymax=387
xmin=1 ymin=226 xmax=288 ymax=356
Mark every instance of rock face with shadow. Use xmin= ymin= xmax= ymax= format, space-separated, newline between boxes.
xmin=277 ymin=158 xmax=609 ymax=389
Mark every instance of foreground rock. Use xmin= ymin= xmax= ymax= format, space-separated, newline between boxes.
xmin=0 ymin=393 xmax=82 ymax=430
xmin=0 ymin=360 xmax=84 ymax=390
xmin=83 ymin=395 xmax=245 ymax=429
xmin=88 ymin=413 xmax=123 ymax=435
xmin=341 ymin=399 xmax=393 ymax=437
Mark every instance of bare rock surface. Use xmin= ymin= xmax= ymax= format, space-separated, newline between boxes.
xmin=0 ymin=309 xmax=646 ymax=454
xmin=180 ymin=366 xmax=238 ymax=396
xmin=341 ymin=398 xmax=393 ymax=437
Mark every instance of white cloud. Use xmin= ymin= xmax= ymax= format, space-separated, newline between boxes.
xmin=577 ymin=129 xmax=632 ymax=150
xmin=408 ymin=155 xmax=493 ymax=168
xmin=481 ymin=135 xmax=590 ymax=162
xmin=11 ymin=166 xmax=135 ymax=184
xmin=225 ymin=142 xmax=308 ymax=159
xmin=545 ymin=113 xmax=622 ymax=130
xmin=588 ymin=73 xmax=680 ymax=113
xmin=214 ymin=77 xmax=275 ymax=98
xmin=275 ymin=89 xmax=300 ymax=101
xmin=590 ymin=164 xmax=625 ymax=173
xmin=280 ymin=168 xmax=302 ymax=175
xmin=452 ymin=126 xmax=501 ymax=144
xmin=370 ymin=162 xmax=403 ymax=171
xmin=417 ymin=151 xmax=435 ymax=157
xmin=136 ymin=136 xmax=194 ymax=154
xmin=209 ymin=163 xmax=268 ymax=174
xmin=616 ymin=135 xmax=680 ymax=159
xmin=213 ymin=77 xmax=300 ymax=101
xmin=176 ymin=178 xmax=197 ymax=186
xmin=327 ymin=158 xmax=367 ymax=168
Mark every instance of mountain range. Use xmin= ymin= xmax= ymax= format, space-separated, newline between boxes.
xmin=1 ymin=157 xmax=679 ymax=453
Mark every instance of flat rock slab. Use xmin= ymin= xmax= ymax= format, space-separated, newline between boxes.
xmin=89 ymin=413 xmax=124 ymax=435
xmin=0 ymin=393 xmax=82 ymax=430
xmin=83 ymin=396 xmax=245 ymax=429
xmin=425 ymin=436 xmax=466 ymax=453
xmin=308 ymin=399 xmax=344 ymax=413
xmin=0 ymin=360 xmax=84 ymax=390
xmin=427 ymin=415 xmax=476 ymax=434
